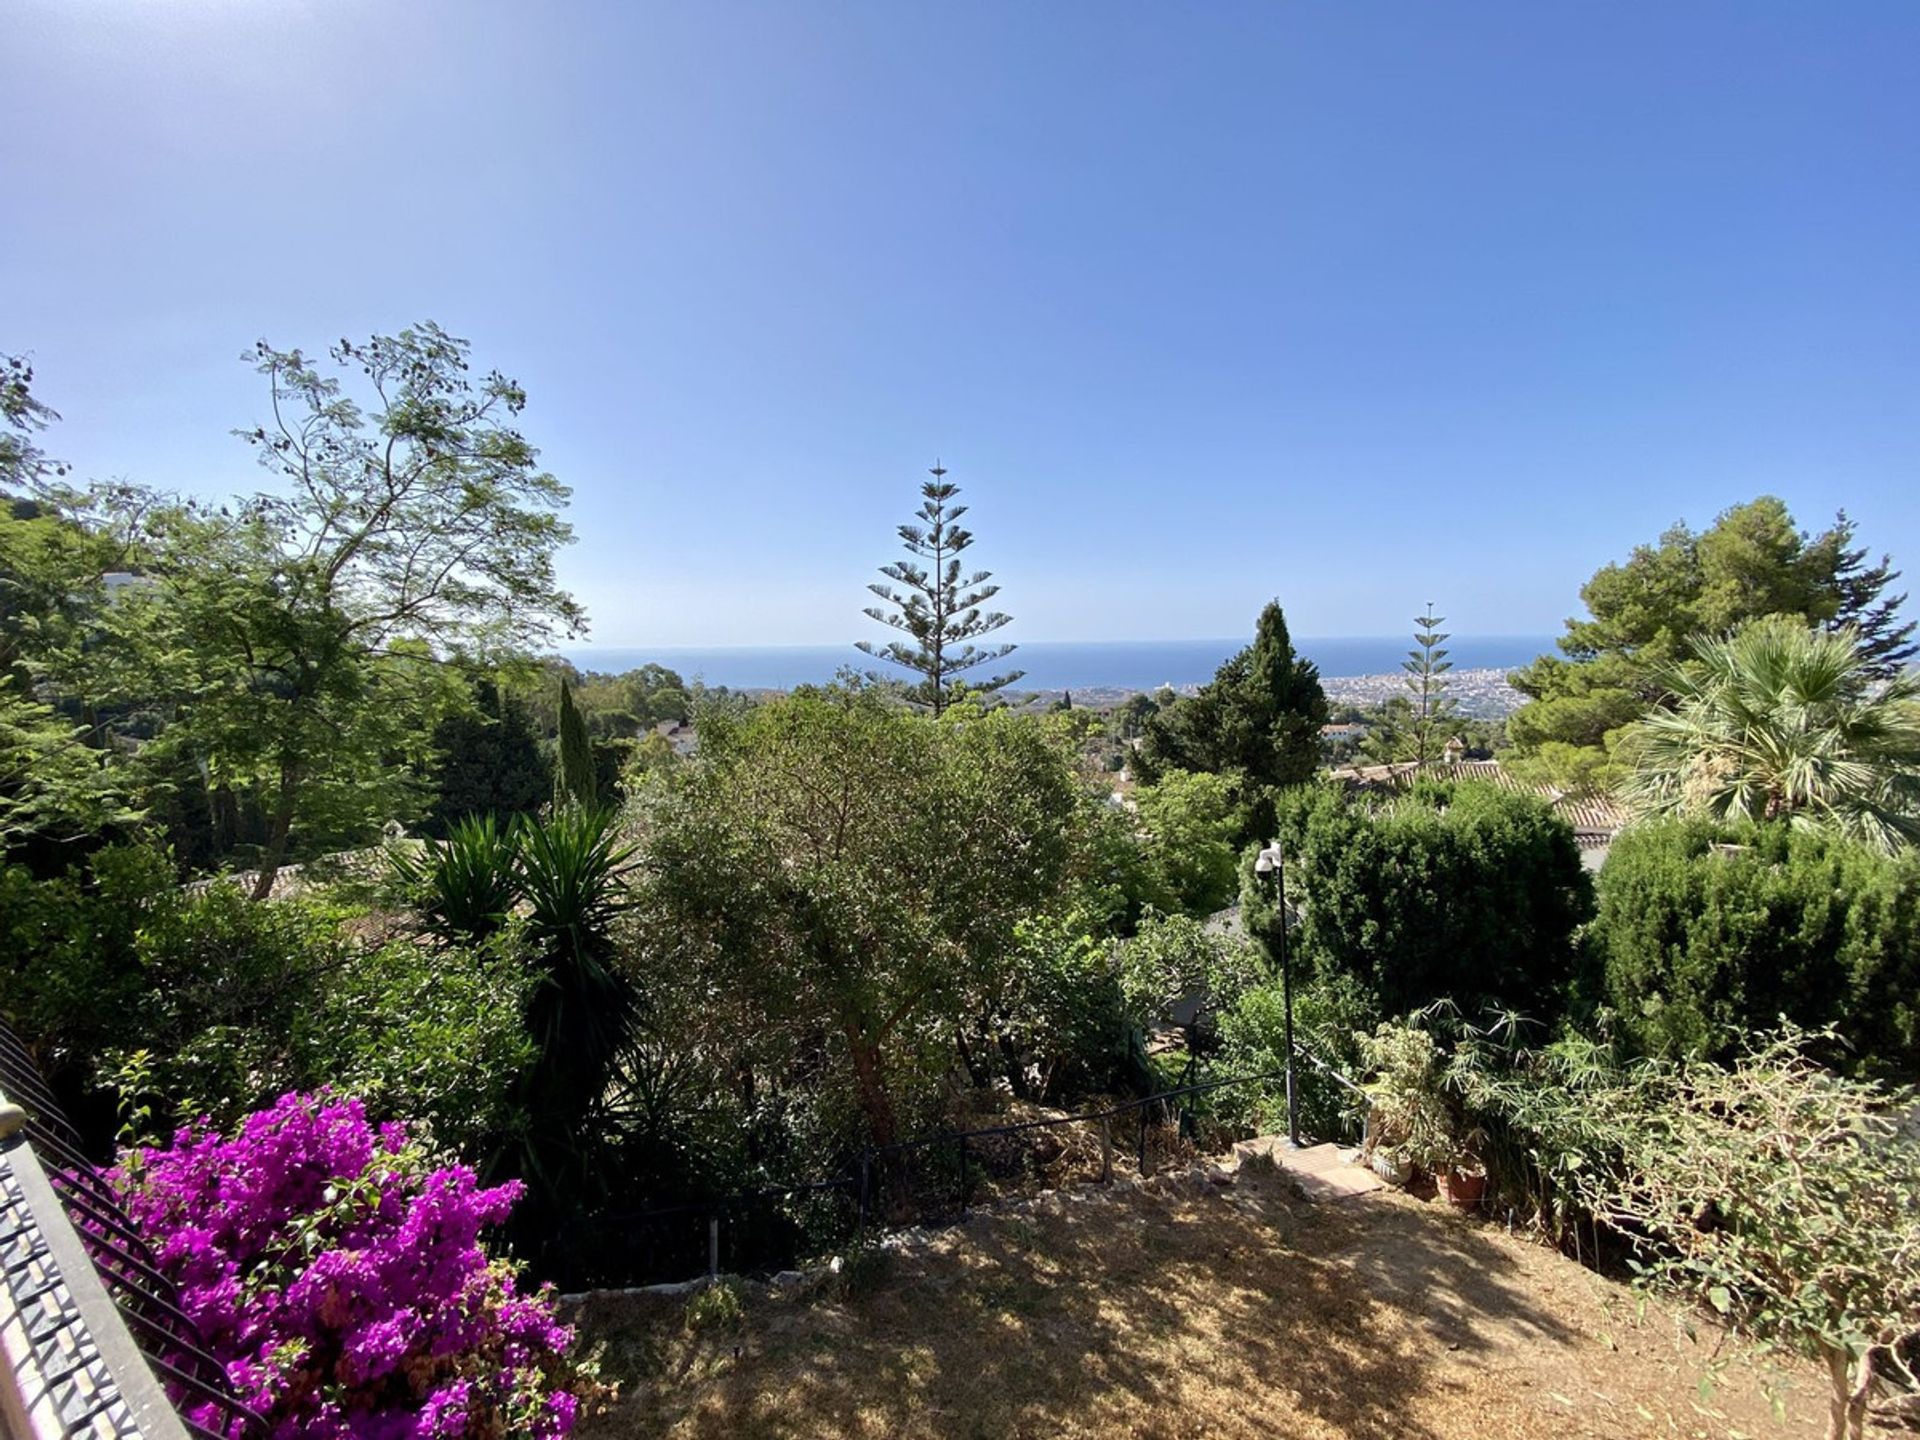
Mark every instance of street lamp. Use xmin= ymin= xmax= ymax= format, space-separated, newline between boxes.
xmin=1253 ymin=840 xmax=1301 ymax=1148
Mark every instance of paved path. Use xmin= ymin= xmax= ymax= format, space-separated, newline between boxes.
xmin=1233 ymin=1137 xmax=1388 ymax=1201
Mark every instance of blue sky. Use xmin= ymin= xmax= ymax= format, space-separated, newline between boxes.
xmin=6 ymin=2 xmax=1918 ymax=647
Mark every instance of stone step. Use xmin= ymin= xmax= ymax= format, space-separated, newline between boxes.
xmin=1235 ymin=1136 xmax=1388 ymax=1201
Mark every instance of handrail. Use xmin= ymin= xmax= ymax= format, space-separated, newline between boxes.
xmin=0 ymin=1021 xmax=264 ymax=1440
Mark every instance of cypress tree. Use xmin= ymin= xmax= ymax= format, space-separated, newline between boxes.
xmin=426 ymin=679 xmax=552 ymax=835
xmin=1136 ymin=601 xmax=1328 ymax=795
xmin=554 ymin=679 xmax=598 ymax=809
xmin=856 ymin=463 xmax=1022 ymax=715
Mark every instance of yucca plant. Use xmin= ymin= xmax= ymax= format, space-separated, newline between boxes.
xmin=508 ymin=806 xmax=641 ymax=1242
xmin=1615 ymin=619 xmax=1920 ymax=853
xmin=388 ymin=813 xmax=522 ymax=945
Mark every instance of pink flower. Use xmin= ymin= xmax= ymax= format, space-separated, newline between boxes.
xmin=110 ymin=1093 xmax=581 ymax=1440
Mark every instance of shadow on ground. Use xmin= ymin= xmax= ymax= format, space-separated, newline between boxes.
xmin=570 ymin=1154 xmax=1817 ymax=1440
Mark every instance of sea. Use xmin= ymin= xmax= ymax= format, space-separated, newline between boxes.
xmin=558 ymin=636 xmax=1556 ymax=693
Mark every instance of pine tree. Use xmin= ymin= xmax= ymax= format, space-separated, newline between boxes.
xmin=856 ymin=463 xmax=1023 ymax=714
xmin=1402 ymin=603 xmax=1456 ymax=766
xmin=1830 ymin=510 xmax=1917 ymax=681
xmin=554 ymin=679 xmax=598 ymax=809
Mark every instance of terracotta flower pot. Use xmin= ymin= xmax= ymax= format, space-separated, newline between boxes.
xmin=1437 ymin=1167 xmax=1487 ymax=1211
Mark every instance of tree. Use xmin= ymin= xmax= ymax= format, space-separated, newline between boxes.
xmin=1402 ymin=603 xmax=1456 ymax=765
xmin=1131 ymin=768 xmax=1242 ymax=915
xmin=1831 ymin=509 xmax=1917 ymax=680
xmin=1579 ymin=1037 xmax=1920 ymax=1440
xmin=425 ymin=678 xmax=551 ymax=836
xmin=856 ymin=463 xmax=1022 ymax=714
xmin=633 ymin=691 xmax=1078 ymax=1147
xmin=1614 ymin=619 xmax=1920 ymax=853
xmin=1509 ymin=498 xmax=1904 ymax=767
xmin=69 ymin=325 xmax=582 ymax=895
xmin=1134 ymin=601 xmax=1328 ymax=825
xmin=553 ymin=678 xmax=597 ymax=809
xmin=0 ymin=352 xmax=67 ymax=493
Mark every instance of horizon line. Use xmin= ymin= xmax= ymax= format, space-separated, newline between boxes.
xmin=561 ymin=633 xmax=1558 ymax=652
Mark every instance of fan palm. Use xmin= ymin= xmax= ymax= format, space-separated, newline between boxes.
xmin=1614 ymin=619 xmax=1920 ymax=852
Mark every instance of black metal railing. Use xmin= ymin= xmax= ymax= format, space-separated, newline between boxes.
xmin=0 ymin=1023 xmax=263 ymax=1440
xmin=565 ymin=1053 xmax=1370 ymax=1291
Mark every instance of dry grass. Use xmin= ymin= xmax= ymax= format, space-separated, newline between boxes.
xmin=570 ymin=1162 xmax=1834 ymax=1440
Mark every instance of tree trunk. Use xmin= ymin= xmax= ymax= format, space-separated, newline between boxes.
xmin=844 ymin=1024 xmax=897 ymax=1151
xmin=1824 ymin=1345 xmax=1869 ymax=1440
xmin=250 ymin=763 xmax=300 ymax=901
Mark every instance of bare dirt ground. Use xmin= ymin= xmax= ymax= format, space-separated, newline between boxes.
xmin=571 ymin=1158 xmax=1840 ymax=1440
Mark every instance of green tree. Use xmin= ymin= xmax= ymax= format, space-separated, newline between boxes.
xmin=0 ymin=352 xmax=67 ymax=493
xmin=553 ymin=678 xmax=598 ymax=809
xmin=1131 ymin=768 xmax=1242 ymax=915
xmin=1402 ymin=603 xmax=1456 ymax=765
xmin=633 ymin=691 xmax=1078 ymax=1146
xmin=1509 ymin=498 xmax=1903 ymax=769
xmin=0 ymin=362 xmax=138 ymax=855
xmin=1830 ymin=510 xmax=1916 ymax=680
xmin=1134 ymin=601 xmax=1328 ymax=827
xmin=855 ymin=463 xmax=1022 ymax=714
xmin=1614 ymin=619 xmax=1920 ymax=853
xmin=424 ymin=678 xmax=550 ymax=835
xmin=66 ymin=325 xmax=582 ymax=895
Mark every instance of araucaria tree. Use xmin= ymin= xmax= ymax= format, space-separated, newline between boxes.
xmin=1402 ymin=603 xmax=1455 ymax=766
xmin=71 ymin=325 xmax=584 ymax=895
xmin=856 ymin=464 xmax=1022 ymax=714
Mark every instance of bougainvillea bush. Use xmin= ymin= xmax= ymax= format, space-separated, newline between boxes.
xmin=114 ymin=1091 xmax=589 ymax=1440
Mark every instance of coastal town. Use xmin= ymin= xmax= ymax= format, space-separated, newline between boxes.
xmin=1012 ymin=665 xmax=1523 ymax=717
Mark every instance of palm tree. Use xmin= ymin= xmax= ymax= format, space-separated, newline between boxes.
xmin=1614 ymin=618 xmax=1920 ymax=852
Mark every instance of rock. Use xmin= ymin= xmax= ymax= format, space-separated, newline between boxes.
xmin=1206 ymin=1165 xmax=1237 ymax=1188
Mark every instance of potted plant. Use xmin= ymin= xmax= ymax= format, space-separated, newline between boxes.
xmin=1357 ymin=1021 xmax=1485 ymax=1207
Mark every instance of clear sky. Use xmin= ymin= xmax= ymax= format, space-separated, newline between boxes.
xmin=6 ymin=2 xmax=1917 ymax=647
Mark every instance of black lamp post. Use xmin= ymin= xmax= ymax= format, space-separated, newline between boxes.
xmin=1254 ymin=840 xmax=1300 ymax=1148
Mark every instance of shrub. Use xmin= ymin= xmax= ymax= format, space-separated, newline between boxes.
xmin=1354 ymin=1021 xmax=1460 ymax=1174
xmin=1407 ymin=1013 xmax=1920 ymax=1439
xmin=1132 ymin=769 xmax=1242 ymax=915
xmin=983 ymin=910 xmax=1137 ymax=1099
xmin=1213 ymin=972 xmax=1374 ymax=1142
xmin=116 ymin=1092 xmax=591 ymax=1440
xmin=1578 ymin=1037 xmax=1920 ymax=1440
xmin=1591 ymin=819 xmax=1920 ymax=1078
xmin=1262 ymin=780 xmax=1593 ymax=1022
xmin=1 ymin=842 xmax=536 ymax=1159
xmin=1118 ymin=910 xmax=1265 ymax=1043
xmin=683 ymin=1280 xmax=745 ymax=1333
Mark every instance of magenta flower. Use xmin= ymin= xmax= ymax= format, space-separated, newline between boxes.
xmin=114 ymin=1093 xmax=583 ymax=1440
